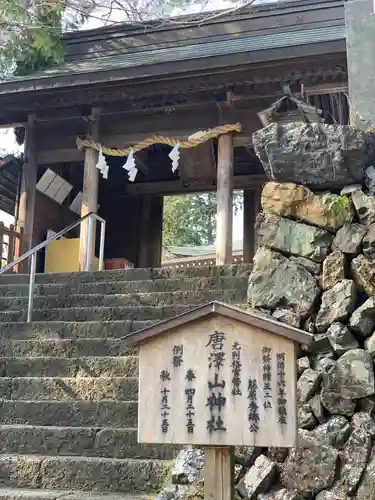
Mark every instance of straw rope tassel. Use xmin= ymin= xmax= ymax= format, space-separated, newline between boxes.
xmin=76 ymin=123 xmax=242 ymax=157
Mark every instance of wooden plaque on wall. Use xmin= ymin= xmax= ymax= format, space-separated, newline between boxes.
xmin=125 ymin=302 xmax=312 ymax=449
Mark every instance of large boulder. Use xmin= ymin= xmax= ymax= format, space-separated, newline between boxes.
xmin=235 ymin=447 xmax=262 ymax=468
xmin=258 ymin=489 xmax=300 ymax=500
xmin=236 ymin=455 xmax=277 ymax=499
xmin=352 ymin=190 xmax=375 ymax=226
xmin=322 ymin=349 xmax=375 ymax=403
xmin=272 ymin=309 xmax=301 ymax=328
xmin=332 ymin=223 xmax=367 ymax=255
xmin=356 ymin=448 xmax=375 ymax=500
xmin=362 ymin=223 xmax=375 ymax=259
xmin=321 ymin=389 xmax=356 ymax=416
xmin=257 ymin=214 xmax=333 ymax=262
xmin=248 ymin=248 xmax=320 ymax=316
xmin=341 ymin=428 xmax=372 ymax=494
xmin=322 ymin=251 xmax=346 ymax=290
xmin=316 ymin=490 xmax=350 ymax=500
xmin=297 ymin=357 xmax=311 ymax=376
xmin=252 ymin=122 xmax=374 ymax=187
xmin=261 ymin=182 xmax=353 ymax=230
xmin=171 ymin=448 xmax=204 ymax=485
xmin=309 ymin=393 xmax=325 ymax=423
xmin=352 ymin=412 xmax=375 ymax=438
xmin=281 ymin=443 xmax=338 ymax=496
xmin=311 ymin=416 xmax=350 ymax=449
xmin=298 ymin=404 xmax=317 ymax=430
xmin=327 ymin=323 xmax=359 ymax=355
xmin=297 ymin=369 xmax=321 ymax=404
xmin=289 ymin=256 xmax=321 ymax=275
xmin=315 ymin=280 xmax=357 ymax=332
xmin=350 ymin=297 xmax=375 ymax=338
xmin=352 ymin=254 xmax=375 ymax=296
xmin=365 ymin=331 xmax=375 ymax=355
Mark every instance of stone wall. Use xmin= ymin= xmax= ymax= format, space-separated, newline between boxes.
xmin=245 ymin=180 xmax=375 ymax=500
xmin=157 ymin=122 xmax=375 ymax=500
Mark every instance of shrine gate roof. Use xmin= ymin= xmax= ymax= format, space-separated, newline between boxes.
xmin=0 ymin=0 xmax=345 ymax=96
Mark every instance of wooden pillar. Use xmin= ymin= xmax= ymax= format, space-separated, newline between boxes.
xmin=243 ymin=187 xmax=261 ymax=263
xmin=139 ymin=195 xmax=164 ymax=268
xmin=16 ymin=114 xmax=37 ymax=272
xmin=139 ymin=195 xmax=152 ymax=268
xmin=216 ymin=133 xmax=234 ymax=265
xmin=204 ymin=447 xmax=234 ymax=500
xmin=79 ymin=108 xmax=100 ymax=272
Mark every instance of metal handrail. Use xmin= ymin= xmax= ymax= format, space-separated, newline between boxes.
xmin=0 ymin=212 xmax=106 ymax=322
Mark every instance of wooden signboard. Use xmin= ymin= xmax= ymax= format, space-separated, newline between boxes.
xmin=125 ymin=302 xmax=312 ymax=499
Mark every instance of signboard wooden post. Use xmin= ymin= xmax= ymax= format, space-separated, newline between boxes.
xmin=124 ymin=302 xmax=312 ymax=499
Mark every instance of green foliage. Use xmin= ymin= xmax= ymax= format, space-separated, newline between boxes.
xmin=163 ymin=191 xmax=243 ymax=248
xmin=321 ymin=193 xmax=353 ymax=224
xmin=0 ymin=0 xmax=65 ymax=77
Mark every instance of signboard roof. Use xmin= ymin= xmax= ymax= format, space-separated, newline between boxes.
xmin=124 ymin=301 xmax=313 ymax=347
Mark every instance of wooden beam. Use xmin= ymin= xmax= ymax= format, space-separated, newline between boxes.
xmin=216 ymin=133 xmax=233 ymax=265
xmin=243 ymin=187 xmax=261 ymax=263
xmin=79 ymin=107 xmax=100 ymax=272
xmin=16 ymin=114 xmax=37 ymax=272
xmin=126 ymin=175 xmax=266 ymax=195
xmin=179 ymin=141 xmax=216 ymax=181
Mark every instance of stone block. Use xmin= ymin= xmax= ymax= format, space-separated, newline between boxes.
xmin=282 ymin=444 xmax=338 ymax=496
xmin=237 ymin=455 xmax=277 ymax=499
xmin=0 ymin=400 xmax=138 ymax=428
xmin=6 ymin=377 xmax=138 ymax=401
xmin=352 ymin=254 xmax=375 ymax=296
xmin=257 ymin=214 xmax=333 ymax=262
xmin=253 ymin=122 xmax=373 ymax=187
xmin=248 ymin=248 xmax=319 ymax=316
xmin=40 ymin=456 xmax=169 ymax=493
xmin=352 ymin=190 xmax=375 ymax=225
xmin=322 ymin=349 xmax=375 ymax=403
xmin=350 ymin=297 xmax=375 ymax=338
xmin=322 ymin=251 xmax=346 ymax=290
xmin=261 ymin=182 xmax=353 ymax=230
xmin=316 ymin=280 xmax=357 ymax=332
xmin=332 ymin=223 xmax=367 ymax=255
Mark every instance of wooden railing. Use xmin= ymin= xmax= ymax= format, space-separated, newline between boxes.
xmin=0 ymin=223 xmax=21 ymax=269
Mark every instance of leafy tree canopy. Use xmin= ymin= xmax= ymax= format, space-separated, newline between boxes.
xmin=163 ymin=191 xmax=243 ymax=249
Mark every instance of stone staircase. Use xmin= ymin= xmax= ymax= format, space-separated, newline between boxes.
xmin=0 ymin=264 xmax=251 ymax=499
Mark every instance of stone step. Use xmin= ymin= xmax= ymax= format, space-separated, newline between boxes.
xmin=0 ymin=400 xmax=138 ymax=428
xmin=0 ymin=264 xmax=252 ymax=285
xmin=0 ymin=357 xmax=138 ymax=378
xmin=0 ymin=425 xmax=178 ymax=460
xmin=0 ymin=487 xmax=153 ymax=500
xmin=0 ymin=304 xmax=203 ymax=322
xmin=0 ymin=321 xmax=155 ymax=340
xmin=0 ymin=288 xmax=245 ymax=311
xmin=0 ymin=454 xmax=168 ymax=493
xmin=0 ymin=276 xmax=249 ymax=297
xmin=0 ymin=339 xmax=136 ymax=358
xmin=0 ymin=377 xmax=138 ymax=401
